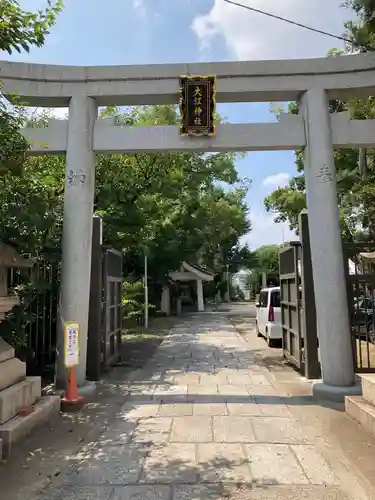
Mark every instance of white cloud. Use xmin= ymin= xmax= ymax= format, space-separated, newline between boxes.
xmin=133 ymin=0 xmax=147 ymax=20
xmin=192 ymin=0 xmax=353 ymax=60
xmin=263 ymin=172 xmax=290 ymax=188
xmin=242 ymin=210 xmax=297 ymax=249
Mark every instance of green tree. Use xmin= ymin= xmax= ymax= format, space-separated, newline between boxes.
xmin=95 ymin=105 xmax=250 ymax=279
xmin=245 ymin=244 xmax=280 ymax=294
xmin=265 ymin=1 xmax=375 ymax=240
xmin=0 ymin=0 xmax=63 ymax=175
xmin=4 ymin=105 xmax=250 ymax=278
xmin=0 ymin=0 xmax=63 ymax=54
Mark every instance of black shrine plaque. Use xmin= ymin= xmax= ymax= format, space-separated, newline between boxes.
xmin=179 ymin=75 xmax=216 ymax=136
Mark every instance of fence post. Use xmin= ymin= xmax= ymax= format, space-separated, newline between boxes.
xmin=87 ymin=215 xmax=103 ymax=381
xmin=299 ymin=210 xmax=320 ymax=379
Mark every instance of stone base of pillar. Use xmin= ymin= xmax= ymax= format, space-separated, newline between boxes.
xmin=312 ymin=381 xmax=362 ymax=403
xmin=50 ymin=380 xmax=97 ymax=402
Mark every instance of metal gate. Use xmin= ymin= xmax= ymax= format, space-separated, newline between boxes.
xmin=102 ymin=247 xmax=122 ymax=370
xmin=280 ymin=243 xmax=302 ymax=369
xmin=279 ymin=211 xmax=320 ymax=379
xmin=87 ymin=216 xmax=123 ymax=380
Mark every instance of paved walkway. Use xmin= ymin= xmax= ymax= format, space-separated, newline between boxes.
xmin=40 ymin=313 xmax=358 ymax=499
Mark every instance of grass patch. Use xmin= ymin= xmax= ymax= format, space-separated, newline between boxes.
xmin=121 ymin=329 xmax=164 ymax=342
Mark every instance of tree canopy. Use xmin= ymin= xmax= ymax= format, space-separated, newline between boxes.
xmin=245 ymin=244 xmax=280 ymax=295
xmin=0 ymin=2 xmax=251 ymax=301
xmin=0 ymin=0 xmax=63 ymax=54
xmin=0 ymin=0 xmax=63 ymax=176
xmin=0 ymin=105 xmax=251 ymax=286
xmin=264 ymin=1 xmax=375 ymax=241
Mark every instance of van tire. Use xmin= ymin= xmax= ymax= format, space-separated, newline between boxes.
xmin=256 ymin=322 xmax=262 ymax=337
xmin=268 ymin=338 xmax=279 ymax=348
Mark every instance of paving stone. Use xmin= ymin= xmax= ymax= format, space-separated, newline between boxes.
xmin=193 ymin=403 xmax=228 ymax=416
xmin=99 ymin=420 xmax=136 ymax=445
xmin=118 ymin=403 xmax=160 ymax=421
xmin=251 ymin=417 xmax=311 ymax=444
xmin=158 ymin=370 xmax=179 ymax=383
xmin=141 ymin=443 xmax=197 ymax=484
xmin=158 ymin=403 xmax=193 ymax=417
xmin=246 ymin=385 xmax=278 ymax=396
xmin=254 ymin=397 xmax=292 ymax=417
xmin=291 ymin=445 xmax=338 ymax=485
xmin=128 ymin=384 xmax=156 ymax=399
xmin=197 ymin=443 xmax=251 ymax=483
xmin=153 ymin=385 xmax=188 ymax=402
xmin=133 ymin=418 xmax=172 ymax=444
xmin=249 ymin=373 xmax=273 ymax=386
xmin=213 ymin=416 xmax=256 ymax=442
xmin=170 ymin=416 xmax=213 ymax=442
xmin=187 ymin=385 xmax=219 ymax=402
xmin=199 ymin=373 xmax=228 ymax=385
xmin=40 ymin=486 xmax=114 ymax=500
xmin=173 ymin=372 xmax=201 ymax=385
xmin=226 ymin=401 xmax=262 ymax=416
xmin=173 ymin=484 xmax=350 ymax=500
xmin=217 ymin=385 xmax=250 ymax=397
xmin=74 ymin=445 xmax=145 ymax=485
xmin=225 ymin=372 xmax=252 ymax=385
xmin=246 ymin=367 xmax=270 ymax=376
xmin=188 ymin=385 xmax=218 ymax=395
xmin=112 ymin=485 xmax=171 ymax=499
xmin=245 ymin=444 xmax=308 ymax=485
xmin=173 ymin=484 xmax=223 ymax=500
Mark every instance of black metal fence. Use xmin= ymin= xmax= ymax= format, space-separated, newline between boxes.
xmin=280 ymin=214 xmax=375 ymax=376
xmin=343 ymin=242 xmax=375 ymax=373
xmin=1 ymin=255 xmax=60 ymax=382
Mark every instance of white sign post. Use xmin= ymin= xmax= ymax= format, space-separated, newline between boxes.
xmin=64 ymin=322 xmax=80 ymax=368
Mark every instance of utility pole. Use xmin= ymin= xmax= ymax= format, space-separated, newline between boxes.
xmin=226 ymin=264 xmax=230 ymax=302
xmin=144 ymin=250 xmax=149 ymax=329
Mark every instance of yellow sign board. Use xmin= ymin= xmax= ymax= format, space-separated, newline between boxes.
xmin=64 ymin=321 xmax=80 ymax=367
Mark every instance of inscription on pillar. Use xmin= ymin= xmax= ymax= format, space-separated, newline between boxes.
xmin=315 ymin=165 xmax=333 ymax=183
xmin=67 ymin=169 xmax=87 ymax=188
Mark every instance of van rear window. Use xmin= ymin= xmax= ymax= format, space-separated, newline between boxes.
xmin=270 ymin=291 xmax=280 ymax=307
xmin=259 ymin=291 xmax=268 ymax=308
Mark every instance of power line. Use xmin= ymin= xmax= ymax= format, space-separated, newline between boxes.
xmin=223 ymin=0 xmax=354 ymax=46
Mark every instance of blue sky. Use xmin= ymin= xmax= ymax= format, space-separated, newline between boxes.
xmin=2 ymin=0 xmax=352 ymax=248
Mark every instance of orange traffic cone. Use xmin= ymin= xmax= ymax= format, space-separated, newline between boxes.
xmin=61 ymin=367 xmax=84 ymax=412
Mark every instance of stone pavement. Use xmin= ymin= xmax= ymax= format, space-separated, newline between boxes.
xmin=38 ymin=313 xmax=358 ymax=500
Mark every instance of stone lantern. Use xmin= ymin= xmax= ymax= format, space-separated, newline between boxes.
xmin=0 ymin=243 xmax=33 ymax=320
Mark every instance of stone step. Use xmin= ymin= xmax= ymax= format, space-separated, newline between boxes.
xmin=0 ymin=338 xmax=14 ymax=363
xmin=0 ymin=377 xmax=41 ymax=425
xmin=345 ymin=395 xmax=375 ymax=438
xmin=361 ymin=374 xmax=375 ymax=406
xmin=0 ymin=357 xmax=26 ymax=392
xmin=0 ymin=396 xmax=60 ymax=459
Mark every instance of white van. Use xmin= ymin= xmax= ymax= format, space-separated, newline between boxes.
xmin=255 ymin=286 xmax=282 ymax=347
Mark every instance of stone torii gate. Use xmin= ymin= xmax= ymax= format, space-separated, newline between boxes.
xmin=2 ymin=53 xmax=375 ymax=398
